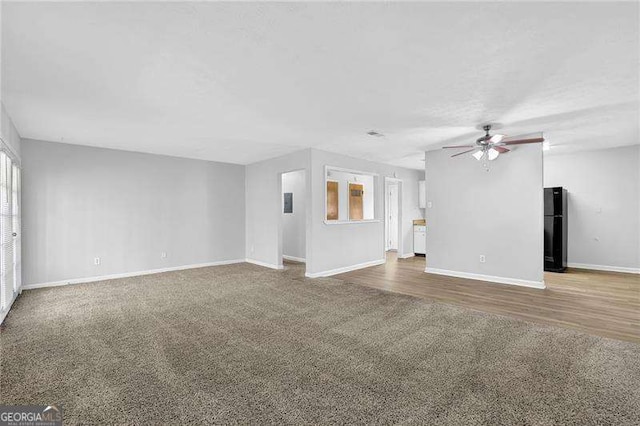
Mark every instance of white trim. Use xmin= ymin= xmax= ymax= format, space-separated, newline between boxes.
xmin=398 ymin=253 xmax=415 ymax=259
xmin=384 ymin=177 xmax=402 ymax=254
xmin=305 ymin=258 xmax=386 ymax=278
xmin=283 ymin=255 xmax=306 ymax=263
xmin=425 ymin=267 xmax=546 ymax=289
xmin=325 ymin=165 xmax=380 ymax=177
xmin=245 ymin=258 xmax=284 ymax=270
xmin=568 ymin=262 xmax=640 ymax=274
xmin=324 ymin=219 xmax=381 ymax=225
xmin=21 ymin=259 xmax=246 ymax=290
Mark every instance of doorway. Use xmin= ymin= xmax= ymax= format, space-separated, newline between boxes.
xmin=385 ymin=178 xmax=402 ymax=256
xmin=281 ymin=170 xmax=306 ymax=266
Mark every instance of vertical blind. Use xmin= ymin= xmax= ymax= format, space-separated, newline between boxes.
xmin=12 ymin=163 xmax=21 ymax=294
xmin=0 ymin=151 xmax=20 ymax=312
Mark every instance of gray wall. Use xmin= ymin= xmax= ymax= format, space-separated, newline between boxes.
xmin=425 ymin=144 xmax=544 ymax=285
xmin=1 ymin=0 xmax=21 ymax=160
xmin=245 ymin=149 xmax=311 ymax=268
xmin=244 ymin=148 xmax=423 ymax=274
xmin=544 ymin=145 xmax=640 ymax=271
xmin=282 ymin=170 xmax=306 ymax=261
xmin=22 ymin=139 xmax=246 ymax=285
xmin=308 ymin=149 xmax=423 ymax=275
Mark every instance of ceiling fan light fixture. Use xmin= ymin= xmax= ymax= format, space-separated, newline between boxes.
xmin=443 ymin=124 xmax=544 ymax=164
xmin=487 ymin=148 xmax=500 ymax=161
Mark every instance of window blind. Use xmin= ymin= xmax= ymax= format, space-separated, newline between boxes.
xmin=0 ymin=150 xmax=20 ymax=312
xmin=0 ymin=152 xmax=13 ymax=310
xmin=12 ymin=164 xmax=21 ymax=293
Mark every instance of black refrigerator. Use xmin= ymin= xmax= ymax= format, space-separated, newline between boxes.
xmin=544 ymin=187 xmax=568 ymax=272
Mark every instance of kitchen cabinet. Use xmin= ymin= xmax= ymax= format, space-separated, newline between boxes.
xmin=414 ymin=225 xmax=426 ymax=255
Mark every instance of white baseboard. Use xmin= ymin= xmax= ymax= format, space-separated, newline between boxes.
xmin=21 ymin=259 xmax=246 ymax=290
xmin=305 ymin=258 xmax=386 ymax=278
xmin=425 ymin=267 xmax=546 ymax=289
xmin=283 ymin=255 xmax=306 ymax=263
xmin=245 ymin=258 xmax=284 ymax=270
xmin=398 ymin=253 xmax=415 ymax=259
xmin=568 ymin=262 xmax=640 ymax=274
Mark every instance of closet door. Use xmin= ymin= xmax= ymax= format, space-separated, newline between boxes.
xmin=0 ymin=152 xmax=13 ymax=310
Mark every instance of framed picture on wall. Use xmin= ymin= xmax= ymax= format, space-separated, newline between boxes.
xmin=284 ymin=192 xmax=293 ymax=214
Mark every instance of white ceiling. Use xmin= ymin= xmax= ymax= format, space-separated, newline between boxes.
xmin=2 ymin=2 xmax=638 ymax=169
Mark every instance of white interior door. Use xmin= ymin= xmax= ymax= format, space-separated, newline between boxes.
xmin=387 ymin=184 xmax=399 ymax=251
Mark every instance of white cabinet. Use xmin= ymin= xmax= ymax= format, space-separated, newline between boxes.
xmin=413 ymin=225 xmax=426 ymax=255
xmin=418 ymin=180 xmax=426 ymax=208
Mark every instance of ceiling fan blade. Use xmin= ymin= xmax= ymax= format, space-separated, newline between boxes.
xmin=451 ymin=148 xmax=477 ymax=157
xmin=494 ymin=146 xmax=510 ymax=153
xmin=499 ymin=132 xmax=544 ymax=145
xmin=443 ymin=145 xmax=475 ymax=149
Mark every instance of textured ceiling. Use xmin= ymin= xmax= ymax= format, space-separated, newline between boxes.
xmin=2 ymin=2 xmax=638 ymax=169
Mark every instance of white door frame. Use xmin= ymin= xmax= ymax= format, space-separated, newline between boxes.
xmin=385 ymin=183 xmax=399 ymax=251
xmin=277 ymin=168 xmax=308 ymax=270
xmin=384 ymin=177 xmax=403 ymax=259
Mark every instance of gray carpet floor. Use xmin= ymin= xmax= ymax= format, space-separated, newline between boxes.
xmin=1 ymin=262 xmax=639 ymax=425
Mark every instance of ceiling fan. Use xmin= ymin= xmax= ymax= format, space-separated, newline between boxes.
xmin=443 ymin=124 xmax=544 ymax=161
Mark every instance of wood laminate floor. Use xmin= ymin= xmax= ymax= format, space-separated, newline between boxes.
xmin=335 ymin=253 xmax=640 ymax=343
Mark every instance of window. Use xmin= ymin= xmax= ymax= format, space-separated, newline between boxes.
xmin=325 ymin=166 xmax=377 ymax=223
xmin=0 ymin=151 xmax=20 ymax=312
xmin=0 ymin=153 xmax=12 ymax=310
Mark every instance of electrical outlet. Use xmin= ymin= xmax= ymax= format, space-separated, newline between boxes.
xmin=161 ymin=252 xmax=167 ymax=259
xmin=250 ymin=245 xmax=255 ymax=253
xmin=94 ymin=257 xmax=101 ymax=266
xmin=427 ymin=201 xmax=433 ymax=208
xmin=479 ymin=255 xmax=486 ymax=263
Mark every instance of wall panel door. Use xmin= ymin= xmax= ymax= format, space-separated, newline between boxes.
xmin=326 ymin=181 xmax=339 ymax=220
xmin=349 ymin=183 xmax=364 ymax=221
